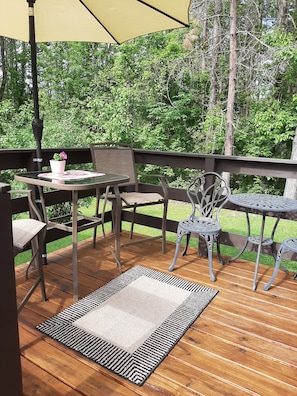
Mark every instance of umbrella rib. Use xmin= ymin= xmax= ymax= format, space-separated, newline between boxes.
xmin=137 ymin=0 xmax=190 ymax=27
xmin=79 ymin=0 xmax=121 ymax=44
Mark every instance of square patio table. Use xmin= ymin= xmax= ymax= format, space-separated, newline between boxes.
xmin=15 ymin=170 xmax=129 ymax=300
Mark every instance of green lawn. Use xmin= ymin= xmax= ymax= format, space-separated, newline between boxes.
xmin=15 ymin=199 xmax=297 ymax=273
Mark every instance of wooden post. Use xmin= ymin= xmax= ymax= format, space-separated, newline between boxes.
xmin=0 ymin=183 xmax=23 ymax=395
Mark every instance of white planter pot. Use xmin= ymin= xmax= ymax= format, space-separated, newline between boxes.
xmin=50 ymin=160 xmax=66 ymax=174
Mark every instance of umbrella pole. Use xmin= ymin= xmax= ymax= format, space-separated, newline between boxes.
xmin=28 ymin=0 xmax=43 ymax=172
xmin=28 ymin=1 xmax=47 ymax=265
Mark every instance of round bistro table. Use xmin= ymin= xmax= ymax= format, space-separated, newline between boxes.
xmin=228 ymin=193 xmax=297 ymax=291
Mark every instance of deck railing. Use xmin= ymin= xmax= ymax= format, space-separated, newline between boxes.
xmin=2 ymin=147 xmax=297 ymax=255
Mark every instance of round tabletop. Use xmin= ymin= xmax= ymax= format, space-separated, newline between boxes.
xmin=229 ymin=193 xmax=297 ymax=213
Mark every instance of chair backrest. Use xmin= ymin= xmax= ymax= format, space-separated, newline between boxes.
xmin=90 ymin=142 xmax=138 ymax=188
xmin=187 ymin=172 xmax=230 ymax=220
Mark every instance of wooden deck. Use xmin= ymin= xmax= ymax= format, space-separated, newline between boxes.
xmin=16 ymin=232 xmax=297 ymax=395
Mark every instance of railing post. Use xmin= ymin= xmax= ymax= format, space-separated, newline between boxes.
xmin=0 ymin=183 xmax=23 ymax=395
xmin=204 ymin=156 xmax=216 ymax=173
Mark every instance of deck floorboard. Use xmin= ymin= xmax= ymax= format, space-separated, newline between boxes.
xmin=16 ymin=232 xmax=297 ymax=395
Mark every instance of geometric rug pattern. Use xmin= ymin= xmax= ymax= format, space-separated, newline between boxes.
xmin=36 ymin=265 xmax=218 ymax=385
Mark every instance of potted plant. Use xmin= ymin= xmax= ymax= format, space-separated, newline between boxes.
xmin=50 ymin=151 xmax=67 ymax=174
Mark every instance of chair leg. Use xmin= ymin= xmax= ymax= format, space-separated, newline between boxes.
xmin=93 ymin=188 xmax=101 ymax=248
xmin=17 ymin=271 xmax=46 ymax=314
xmin=161 ymin=202 xmax=168 ymax=254
xmin=182 ymin=233 xmax=191 ymax=256
xmin=263 ymin=244 xmax=286 ymax=291
xmin=168 ymin=231 xmax=185 ymax=271
xmin=130 ymin=207 xmax=136 ymax=239
xmin=202 ymin=234 xmax=216 ymax=282
xmin=216 ymin=235 xmax=224 ymax=265
xmin=25 ymin=252 xmax=34 ymax=280
xmin=37 ymin=232 xmax=47 ymax=302
xmin=271 ymin=242 xmax=277 ymax=261
xmin=25 ymin=235 xmax=42 ymax=278
xmin=18 ymin=234 xmax=47 ymax=315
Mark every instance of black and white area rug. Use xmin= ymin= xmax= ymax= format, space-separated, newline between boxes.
xmin=36 ymin=265 xmax=218 ymax=385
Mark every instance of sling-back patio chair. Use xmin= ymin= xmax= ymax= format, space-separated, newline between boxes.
xmin=90 ymin=142 xmax=168 ymax=253
xmin=10 ymin=190 xmax=47 ymax=314
xmin=168 ymin=171 xmax=230 ymax=281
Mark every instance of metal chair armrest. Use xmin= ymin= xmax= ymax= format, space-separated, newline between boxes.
xmin=9 ymin=189 xmax=44 ymax=223
xmin=138 ymin=173 xmax=168 ymax=199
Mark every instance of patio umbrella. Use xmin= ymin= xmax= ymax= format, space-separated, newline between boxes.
xmin=0 ymin=0 xmax=191 ymax=170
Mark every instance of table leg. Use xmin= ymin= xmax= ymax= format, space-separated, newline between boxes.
xmin=228 ymin=210 xmax=250 ymax=263
xmin=252 ymin=213 xmax=266 ymax=291
xmin=72 ymin=190 xmax=78 ymax=301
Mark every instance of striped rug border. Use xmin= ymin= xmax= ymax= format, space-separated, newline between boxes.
xmin=36 ymin=265 xmax=218 ymax=385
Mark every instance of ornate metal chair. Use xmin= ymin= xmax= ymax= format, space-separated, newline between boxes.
xmin=10 ymin=190 xmax=47 ymax=314
xmin=264 ymin=237 xmax=297 ymax=290
xmin=168 ymin=172 xmax=230 ymax=281
xmin=90 ymin=142 xmax=168 ymax=253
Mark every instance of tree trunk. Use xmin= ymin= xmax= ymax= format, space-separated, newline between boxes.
xmin=205 ymin=0 xmax=222 ymax=153
xmin=200 ymin=1 xmax=207 ymax=72
xmin=222 ymin=0 xmax=237 ymax=185
xmin=277 ymin=0 xmax=288 ymax=29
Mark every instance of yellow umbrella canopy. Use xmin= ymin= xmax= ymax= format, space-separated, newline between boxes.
xmin=1 ymin=0 xmax=190 ymax=43
xmin=0 ymin=0 xmax=191 ymax=169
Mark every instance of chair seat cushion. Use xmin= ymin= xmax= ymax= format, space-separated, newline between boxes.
xmin=107 ymin=191 xmax=164 ymax=205
xmin=12 ymin=219 xmax=46 ymax=252
xmin=120 ymin=192 xmax=164 ymax=205
xmin=178 ymin=217 xmax=221 ymax=235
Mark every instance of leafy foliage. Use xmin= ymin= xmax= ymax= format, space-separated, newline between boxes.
xmin=0 ymin=2 xmax=297 ymax=196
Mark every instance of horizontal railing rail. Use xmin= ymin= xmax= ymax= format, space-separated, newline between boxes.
xmin=2 ymin=147 xmax=297 ymax=259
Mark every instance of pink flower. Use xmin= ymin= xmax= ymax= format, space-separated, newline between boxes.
xmin=53 ymin=151 xmax=67 ymax=161
xmin=60 ymin=151 xmax=67 ymax=160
